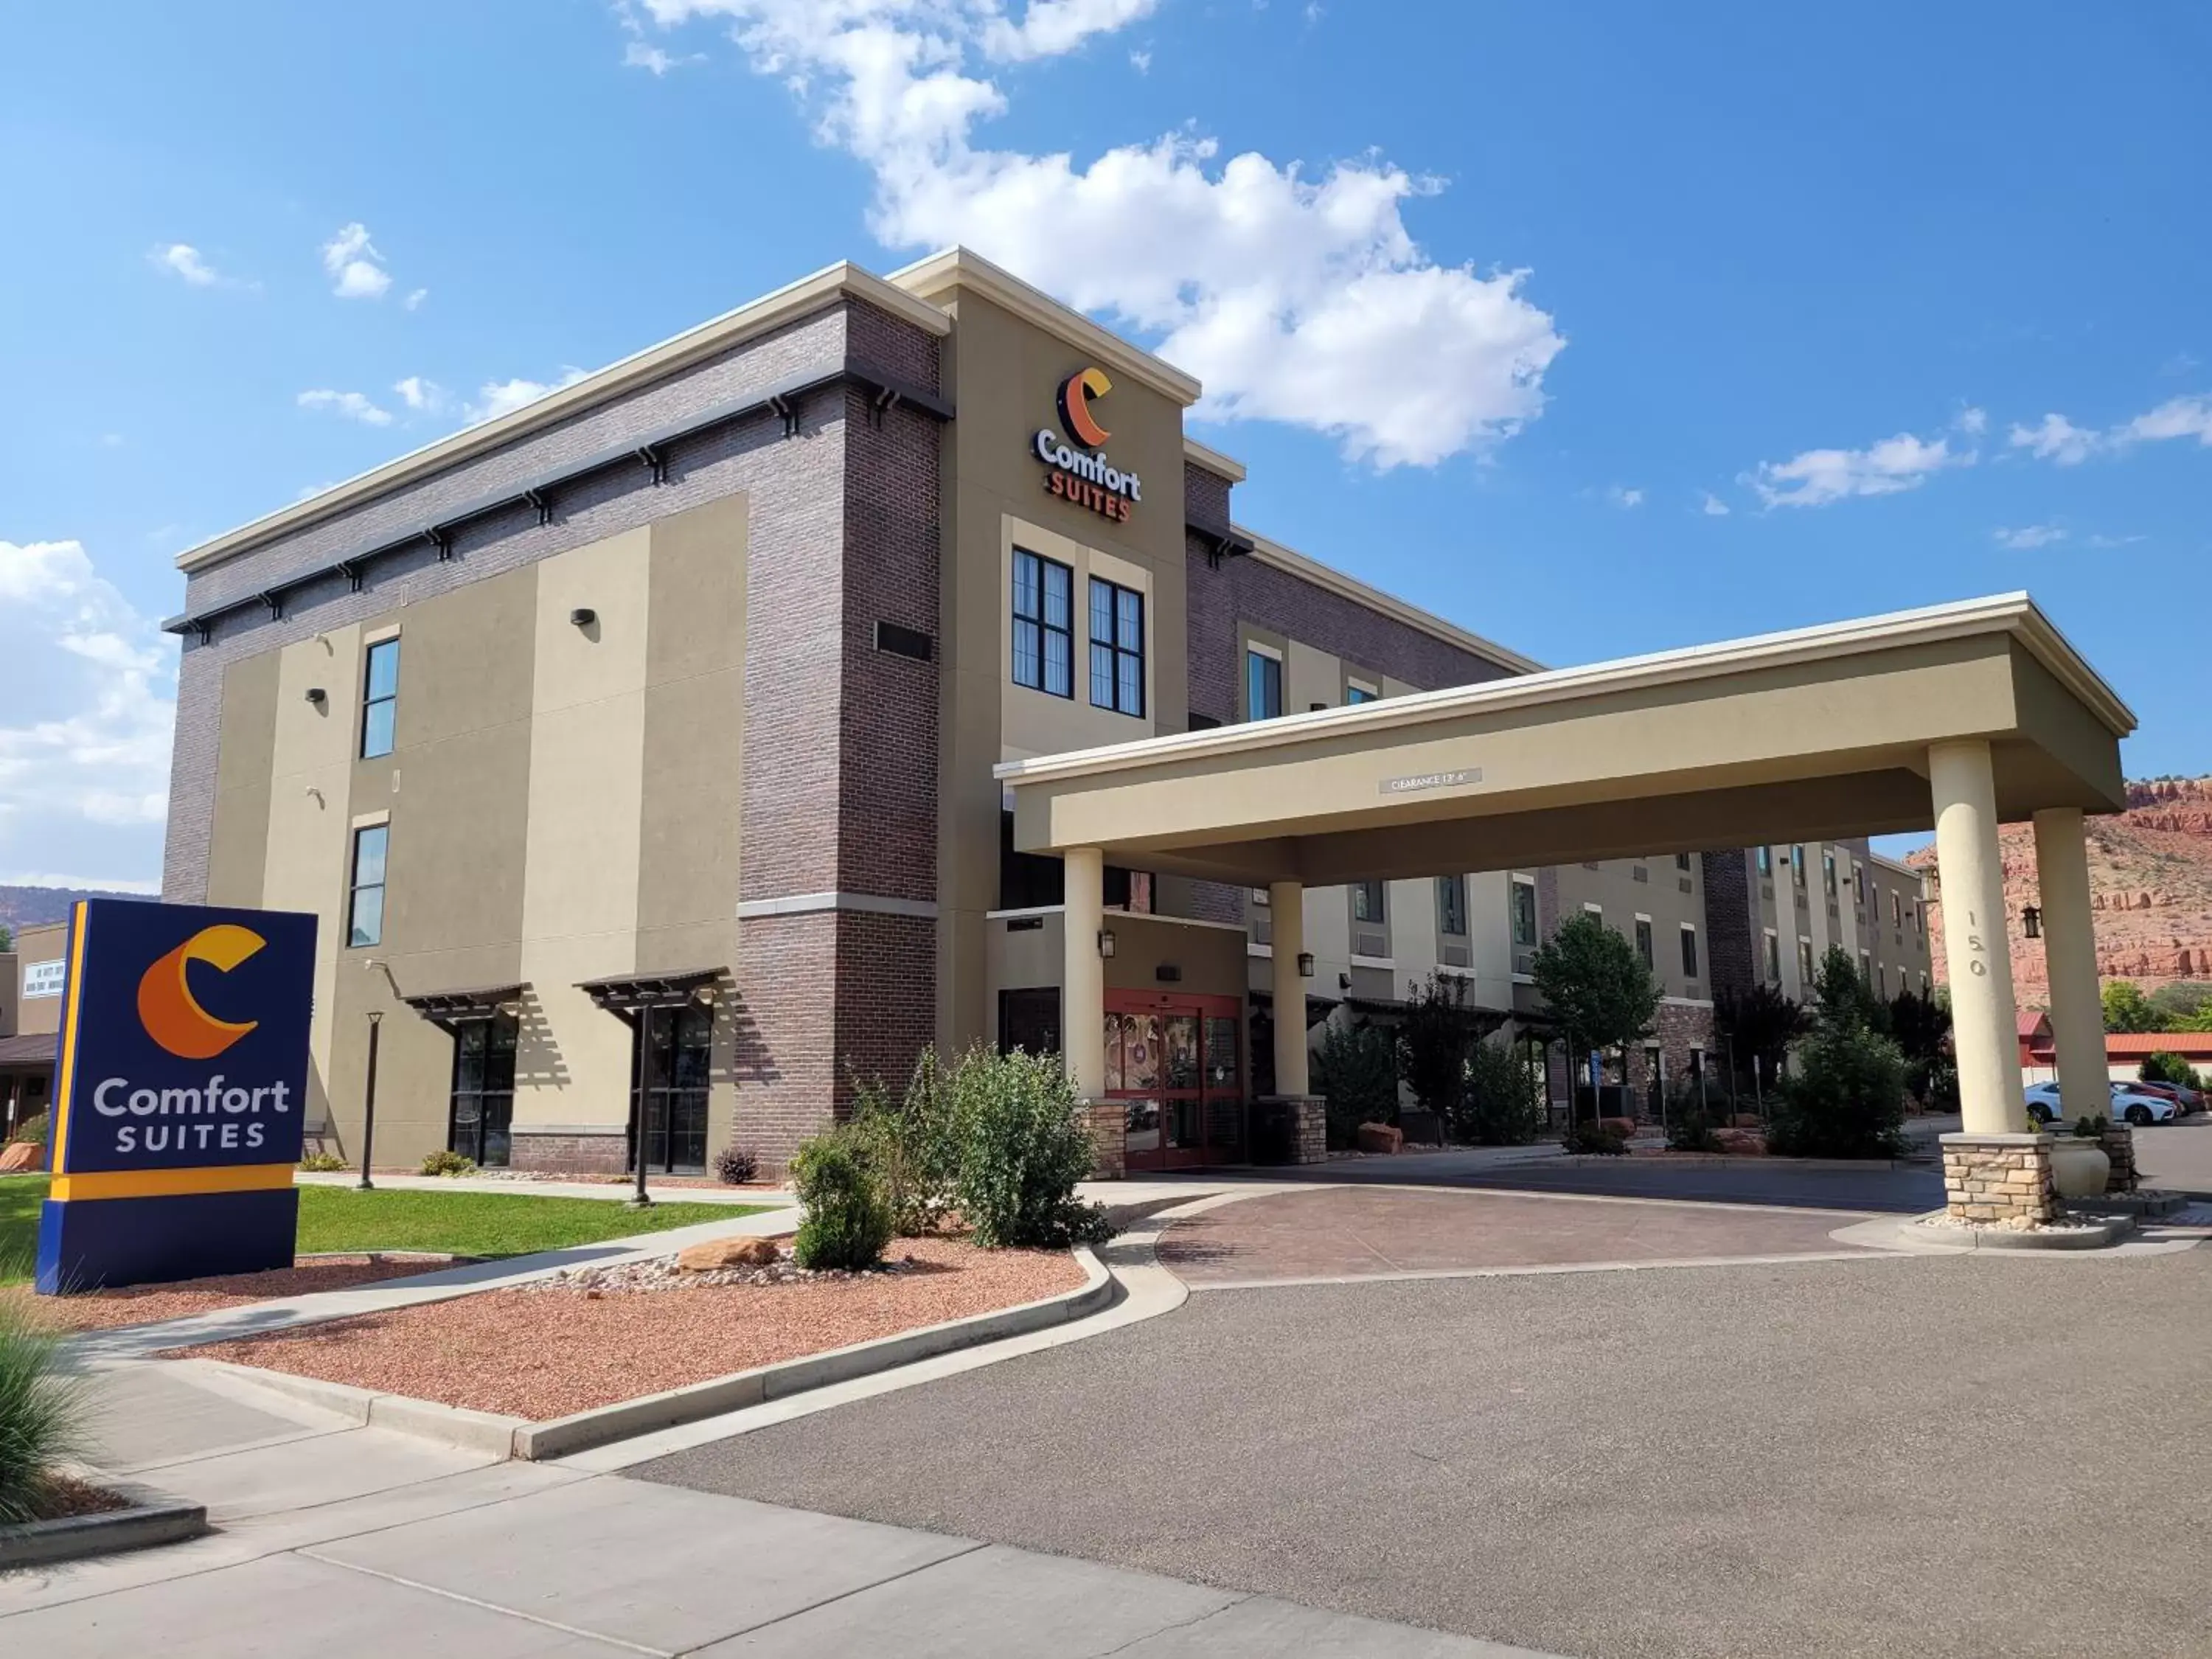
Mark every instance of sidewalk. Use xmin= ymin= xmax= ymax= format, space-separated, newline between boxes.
xmin=294 ymin=1169 xmax=795 ymax=1205
xmin=1 ymin=1360 xmax=1559 ymax=1658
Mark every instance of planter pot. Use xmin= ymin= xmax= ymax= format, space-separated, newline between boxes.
xmin=2049 ymin=1139 xmax=2112 ymax=1200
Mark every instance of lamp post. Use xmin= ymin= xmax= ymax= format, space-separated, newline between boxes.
xmin=358 ymin=1011 xmax=383 ymax=1191
xmin=629 ymin=1003 xmax=655 ymax=1211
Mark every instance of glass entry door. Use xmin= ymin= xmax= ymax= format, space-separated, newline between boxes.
xmin=1105 ymin=990 xmax=1242 ymax=1171
xmin=448 ymin=1016 xmax=517 ymax=1168
xmin=631 ymin=1005 xmax=711 ymax=1175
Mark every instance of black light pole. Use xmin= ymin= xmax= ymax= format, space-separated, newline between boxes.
xmin=629 ymin=1004 xmax=655 ymax=1210
xmin=358 ymin=1010 xmax=383 ymax=1191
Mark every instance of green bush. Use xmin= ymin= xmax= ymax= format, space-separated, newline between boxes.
xmin=950 ymin=1046 xmax=1112 ymax=1250
xmin=297 ymin=1152 xmax=347 ymax=1173
xmin=1664 ymin=1094 xmax=1721 ymax=1152
xmin=2139 ymin=1051 xmax=2203 ymax=1091
xmin=417 ymin=1150 xmax=476 ymax=1178
xmin=790 ymin=1130 xmax=894 ymax=1270
xmin=0 ymin=1298 xmax=86 ymax=1526
xmin=8 ymin=1113 xmax=48 ymax=1148
xmin=1313 ymin=1020 xmax=1398 ymax=1149
xmin=1458 ymin=1040 xmax=1546 ymax=1146
xmin=712 ymin=1144 xmax=759 ymax=1185
xmin=1767 ymin=1022 xmax=1910 ymax=1158
xmin=1562 ymin=1119 xmax=1630 ymax=1155
xmin=850 ymin=1048 xmax=961 ymax=1236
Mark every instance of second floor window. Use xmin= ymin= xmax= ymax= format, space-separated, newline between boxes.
xmin=1352 ymin=880 xmax=1386 ymax=925
xmin=361 ymin=637 xmax=400 ymax=759
xmin=1012 ymin=549 xmax=1074 ymax=698
xmin=1511 ymin=880 xmax=1538 ymax=947
xmin=1436 ymin=874 xmax=1467 ymax=936
xmin=1246 ymin=648 xmax=1282 ymax=720
xmin=1791 ymin=845 xmax=1806 ymax=887
xmin=1634 ymin=917 xmax=1654 ymax=970
xmin=1798 ymin=938 xmax=1816 ymax=983
xmin=1680 ymin=925 xmax=1700 ymax=978
xmin=1756 ymin=846 xmax=1773 ymax=877
xmin=348 ymin=824 xmax=388 ymax=947
xmin=1088 ymin=577 xmax=1144 ymax=716
xmin=1764 ymin=931 xmax=1781 ymax=982
xmin=1823 ymin=852 xmax=1837 ymax=895
xmin=1346 ymin=681 xmax=1378 ymax=704
xmin=1675 ymin=853 xmax=1691 ymax=872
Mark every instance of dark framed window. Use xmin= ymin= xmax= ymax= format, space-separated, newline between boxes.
xmin=998 ymin=811 xmax=1065 ymax=910
xmin=1088 ymin=577 xmax=1144 ymax=716
xmin=1680 ymin=925 xmax=1700 ymax=978
xmin=1756 ymin=845 xmax=1773 ymax=876
xmin=347 ymin=824 xmax=387 ymax=947
xmin=1675 ymin=853 xmax=1692 ymax=872
xmin=449 ymin=1016 xmax=518 ymax=1168
xmin=361 ymin=637 xmax=400 ymax=759
xmin=1511 ymin=880 xmax=1539 ymax=948
xmin=1352 ymin=880 xmax=1386 ymax=925
xmin=633 ymin=1004 xmax=712 ymax=1174
xmin=1012 ymin=549 xmax=1074 ymax=698
xmin=1791 ymin=845 xmax=1807 ymax=887
xmin=1346 ymin=681 xmax=1378 ymax=704
xmin=998 ymin=988 xmax=1062 ymax=1057
xmin=1634 ymin=917 xmax=1654 ymax=970
xmin=1246 ymin=649 xmax=1282 ymax=720
xmin=1436 ymin=874 xmax=1468 ymax=936
xmin=1764 ymin=932 xmax=1782 ymax=982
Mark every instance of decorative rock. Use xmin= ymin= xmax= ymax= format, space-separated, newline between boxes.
xmin=0 ymin=1141 xmax=42 ymax=1174
xmin=1355 ymin=1121 xmax=1404 ymax=1155
xmin=675 ymin=1236 xmax=781 ymax=1273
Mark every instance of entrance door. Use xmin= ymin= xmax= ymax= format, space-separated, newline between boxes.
xmin=631 ymin=1004 xmax=712 ymax=1175
xmin=1106 ymin=990 xmax=1242 ymax=1172
xmin=448 ymin=1016 xmax=518 ymax=1168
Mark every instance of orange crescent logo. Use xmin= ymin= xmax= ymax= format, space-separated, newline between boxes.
xmin=1057 ymin=366 xmax=1113 ymax=449
xmin=137 ymin=924 xmax=265 ymax=1060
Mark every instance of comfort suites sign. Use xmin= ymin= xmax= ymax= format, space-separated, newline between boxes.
xmin=1034 ymin=366 xmax=1144 ymax=523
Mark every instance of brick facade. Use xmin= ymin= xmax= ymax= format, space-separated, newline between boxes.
xmin=1702 ymin=849 xmax=1756 ymax=1005
xmin=509 ymin=1132 xmax=628 ymax=1176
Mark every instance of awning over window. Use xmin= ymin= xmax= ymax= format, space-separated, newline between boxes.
xmin=401 ymin=983 xmax=526 ymax=1032
xmin=576 ymin=968 xmax=721 ymax=1018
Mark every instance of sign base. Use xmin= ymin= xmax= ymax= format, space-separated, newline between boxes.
xmin=36 ymin=1188 xmax=302 ymax=1295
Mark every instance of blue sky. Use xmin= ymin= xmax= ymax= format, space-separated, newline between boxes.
xmin=4 ymin=1 xmax=2207 ymax=888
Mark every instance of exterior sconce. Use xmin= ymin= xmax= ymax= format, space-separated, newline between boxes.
xmin=1338 ymin=972 xmax=1352 ymax=991
xmin=305 ymin=687 xmax=327 ymax=708
xmin=570 ymin=607 xmax=597 ymax=628
xmin=2021 ymin=905 xmax=2042 ymax=939
xmin=1296 ymin=951 xmax=1315 ymax=978
xmin=1096 ymin=928 xmax=1116 ymax=959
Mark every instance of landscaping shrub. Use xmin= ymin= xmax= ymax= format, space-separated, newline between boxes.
xmin=1561 ymin=1119 xmax=1629 ymax=1155
xmin=1767 ymin=1008 xmax=1910 ymax=1161
xmin=1313 ymin=1020 xmax=1397 ymax=1149
xmin=849 ymin=1048 xmax=961 ymax=1235
xmin=1665 ymin=1102 xmax=1721 ymax=1153
xmin=712 ymin=1144 xmax=759 ymax=1186
xmin=1397 ymin=972 xmax=1488 ymax=1134
xmin=8 ymin=1113 xmax=48 ymax=1147
xmin=0 ymin=1297 xmax=86 ymax=1526
xmin=1459 ymin=1038 xmax=1546 ymax=1146
xmin=2140 ymin=1051 xmax=2203 ymax=1092
xmin=418 ymin=1149 xmax=476 ymax=1178
xmin=297 ymin=1152 xmax=347 ymax=1173
xmin=789 ymin=1130 xmax=893 ymax=1270
xmin=950 ymin=1046 xmax=1113 ymax=1249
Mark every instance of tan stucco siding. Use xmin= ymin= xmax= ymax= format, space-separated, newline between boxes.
xmin=205 ymin=647 xmax=280 ymax=908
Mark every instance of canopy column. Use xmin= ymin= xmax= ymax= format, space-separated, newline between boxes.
xmin=1269 ymin=880 xmax=1309 ymax=1098
xmin=1062 ymin=846 xmax=1106 ymax=1101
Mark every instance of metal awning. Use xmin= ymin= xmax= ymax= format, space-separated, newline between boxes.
xmin=401 ymin=983 xmax=526 ymax=1032
xmin=576 ymin=968 xmax=720 ymax=1017
xmin=0 ymin=1033 xmax=57 ymax=1070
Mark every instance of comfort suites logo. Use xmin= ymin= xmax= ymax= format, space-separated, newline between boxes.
xmin=137 ymin=924 xmax=264 ymax=1060
xmin=1035 ymin=364 xmax=1142 ymax=523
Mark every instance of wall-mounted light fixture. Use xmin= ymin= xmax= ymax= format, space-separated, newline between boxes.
xmin=1338 ymin=972 xmax=1352 ymax=991
xmin=2021 ymin=904 xmax=2042 ymax=939
xmin=1296 ymin=951 xmax=1315 ymax=978
xmin=305 ymin=687 xmax=327 ymax=708
xmin=1096 ymin=928 xmax=1117 ymax=959
xmin=570 ymin=607 xmax=597 ymax=628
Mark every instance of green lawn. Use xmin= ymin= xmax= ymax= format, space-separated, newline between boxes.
xmin=0 ymin=1174 xmax=768 ymax=1284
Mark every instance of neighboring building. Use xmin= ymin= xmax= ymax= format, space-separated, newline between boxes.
xmin=2020 ymin=1027 xmax=2212 ymax=1087
xmin=1 ymin=920 xmax=69 ymax=1137
xmin=1705 ymin=841 xmax=1933 ymax=1007
xmin=156 ymin=247 xmax=1932 ymax=1176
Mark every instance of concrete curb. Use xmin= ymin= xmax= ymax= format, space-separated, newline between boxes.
xmin=0 ymin=1477 xmax=207 ymax=1570
xmin=160 ymin=1245 xmax=1116 ymax=1464
xmin=1904 ymin=1211 xmax=2135 ymax=1251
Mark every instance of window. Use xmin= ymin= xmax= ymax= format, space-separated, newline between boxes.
xmin=1634 ymin=917 xmax=1654 ymax=970
xmin=1860 ymin=949 xmax=1873 ymax=984
xmin=1088 ymin=577 xmax=1144 ymax=716
xmin=1877 ymin=961 xmax=1888 ymax=997
xmin=1913 ymin=902 xmax=1924 ymax=938
xmin=1245 ymin=647 xmax=1283 ymax=720
xmin=1823 ymin=852 xmax=1837 ymax=896
xmin=361 ymin=638 xmax=400 ymax=759
xmin=347 ymin=825 xmax=388 ymax=947
xmin=1436 ymin=874 xmax=1468 ymax=937
xmin=1104 ymin=866 xmax=1152 ymax=913
xmin=448 ymin=1015 xmax=518 ymax=1168
xmin=998 ymin=988 xmax=1062 ymax=1057
xmin=1854 ymin=866 xmax=1867 ymax=905
xmin=1675 ymin=853 xmax=1692 ymax=872
xmin=1798 ymin=938 xmax=1815 ymax=983
xmin=1352 ymin=881 xmax=1386 ymax=925
xmin=633 ymin=1005 xmax=712 ymax=1175
xmin=1012 ymin=549 xmax=1074 ymax=698
xmin=1511 ymin=880 xmax=1539 ymax=949
xmin=1680 ymin=925 xmax=1700 ymax=979
xmin=998 ymin=812 xmax=1064 ymax=910
xmin=1346 ymin=680 xmax=1379 ymax=704
xmin=1891 ymin=891 xmax=1902 ymax=928
xmin=1763 ymin=929 xmax=1781 ymax=983
xmin=1791 ymin=845 xmax=1806 ymax=887
xmin=1756 ymin=846 xmax=1773 ymax=876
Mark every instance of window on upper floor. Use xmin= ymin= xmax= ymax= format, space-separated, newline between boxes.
xmin=1791 ymin=844 xmax=1806 ymax=886
xmin=1675 ymin=853 xmax=1692 ymax=872
xmin=1891 ymin=891 xmax=1902 ymax=928
xmin=1245 ymin=647 xmax=1283 ymax=720
xmin=347 ymin=824 xmax=389 ymax=947
xmin=1436 ymin=874 xmax=1467 ymax=937
xmin=1352 ymin=880 xmax=1387 ymax=926
xmin=361 ymin=638 xmax=400 ymax=759
xmin=1346 ymin=679 xmax=1379 ymax=704
xmin=1763 ymin=930 xmax=1781 ymax=983
xmin=1798 ymin=937 xmax=1815 ymax=983
xmin=1634 ymin=917 xmax=1654 ymax=970
xmin=1511 ymin=879 xmax=1538 ymax=950
xmin=1012 ymin=549 xmax=1074 ymax=699
xmin=1756 ymin=846 xmax=1773 ymax=877
xmin=1823 ymin=852 xmax=1837 ymax=895
xmin=1088 ymin=577 xmax=1144 ymax=717
xmin=1680 ymin=924 xmax=1700 ymax=979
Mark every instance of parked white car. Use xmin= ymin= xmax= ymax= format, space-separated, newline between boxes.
xmin=2024 ymin=1080 xmax=2180 ymax=1127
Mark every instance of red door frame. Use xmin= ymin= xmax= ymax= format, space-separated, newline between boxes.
xmin=1104 ymin=989 xmax=1244 ymax=1172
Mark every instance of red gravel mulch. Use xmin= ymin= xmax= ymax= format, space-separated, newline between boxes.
xmin=24 ymin=1475 xmax=131 ymax=1521
xmin=166 ymin=1236 xmax=1087 ymax=1421
xmin=1 ymin=1255 xmax=459 ymax=1333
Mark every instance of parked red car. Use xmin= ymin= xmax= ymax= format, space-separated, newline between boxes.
xmin=2132 ymin=1079 xmax=2201 ymax=1114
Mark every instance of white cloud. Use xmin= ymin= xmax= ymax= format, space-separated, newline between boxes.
xmin=630 ymin=1 xmax=1564 ymax=468
xmin=1745 ymin=428 xmax=1972 ymax=509
xmin=392 ymin=375 xmax=448 ymax=414
xmin=150 ymin=243 xmax=223 ymax=286
xmin=1954 ymin=405 xmax=1988 ymax=437
xmin=1604 ymin=484 xmax=1642 ymax=509
xmin=403 ymin=286 xmax=429 ymax=311
xmin=2122 ymin=394 xmax=2212 ymax=448
xmin=2085 ymin=532 xmax=2145 ymax=549
xmin=321 ymin=222 xmax=393 ymax=299
xmin=296 ymin=388 xmax=394 ymax=426
xmin=1992 ymin=523 xmax=2066 ymax=550
xmin=1128 ymin=48 xmax=1150 ymax=72
xmin=1699 ymin=492 xmax=1730 ymax=517
xmin=465 ymin=368 xmax=591 ymax=425
xmin=2008 ymin=411 xmax=2100 ymax=466
xmin=0 ymin=539 xmax=176 ymax=890
xmin=2010 ymin=395 xmax=2212 ymax=467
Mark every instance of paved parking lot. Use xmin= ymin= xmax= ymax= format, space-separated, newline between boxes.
xmin=637 ymin=1246 xmax=2212 ymax=1658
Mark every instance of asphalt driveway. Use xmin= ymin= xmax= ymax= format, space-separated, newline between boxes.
xmin=635 ymin=1248 xmax=2212 ymax=1659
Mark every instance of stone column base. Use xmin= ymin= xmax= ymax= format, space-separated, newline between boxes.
xmin=2098 ymin=1123 xmax=2138 ymax=1194
xmin=1081 ymin=1100 xmax=1126 ymax=1181
xmin=1256 ymin=1096 xmax=1327 ymax=1166
xmin=1941 ymin=1132 xmax=2055 ymax=1225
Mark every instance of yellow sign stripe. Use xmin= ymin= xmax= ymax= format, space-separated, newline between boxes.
xmin=49 ymin=902 xmax=90 ymax=1178
xmin=48 ymin=1164 xmax=298 ymax=1203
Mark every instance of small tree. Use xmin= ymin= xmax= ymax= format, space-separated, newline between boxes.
xmin=849 ymin=1047 xmax=960 ymax=1236
xmin=1461 ymin=1036 xmax=1547 ymax=1145
xmin=1531 ymin=913 xmax=1660 ymax=1121
xmin=2101 ymin=980 xmax=2168 ymax=1034
xmin=1394 ymin=971 xmax=1498 ymax=1138
xmin=1886 ymin=988 xmax=1951 ymax=1066
xmin=789 ymin=1128 xmax=893 ymax=1270
xmin=1712 ymin=984 xmax=1809 ymax=1101
xmin=1313 ymin=1020 xmax=1398 ymax=1148
xmin=1767 ymin=950 xmax=1910 ymax=1158
xmin=0 ymin=922 xmax=13 ymax=954
xmin=949 ymin=1046 xmax=1112 ymax=1249
xmin=2140 ymin=1051 xmax=2203 ymax=1092
xmin=2145 ymin=981 xmax=2212 ymax=1026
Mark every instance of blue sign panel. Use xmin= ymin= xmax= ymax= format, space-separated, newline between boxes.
xmin=36 ymin=900 xmax=318 ymax=1294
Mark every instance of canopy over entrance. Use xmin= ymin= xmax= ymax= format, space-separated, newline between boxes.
xmin=995 ymin=594 xmax=2136 ymax=1155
